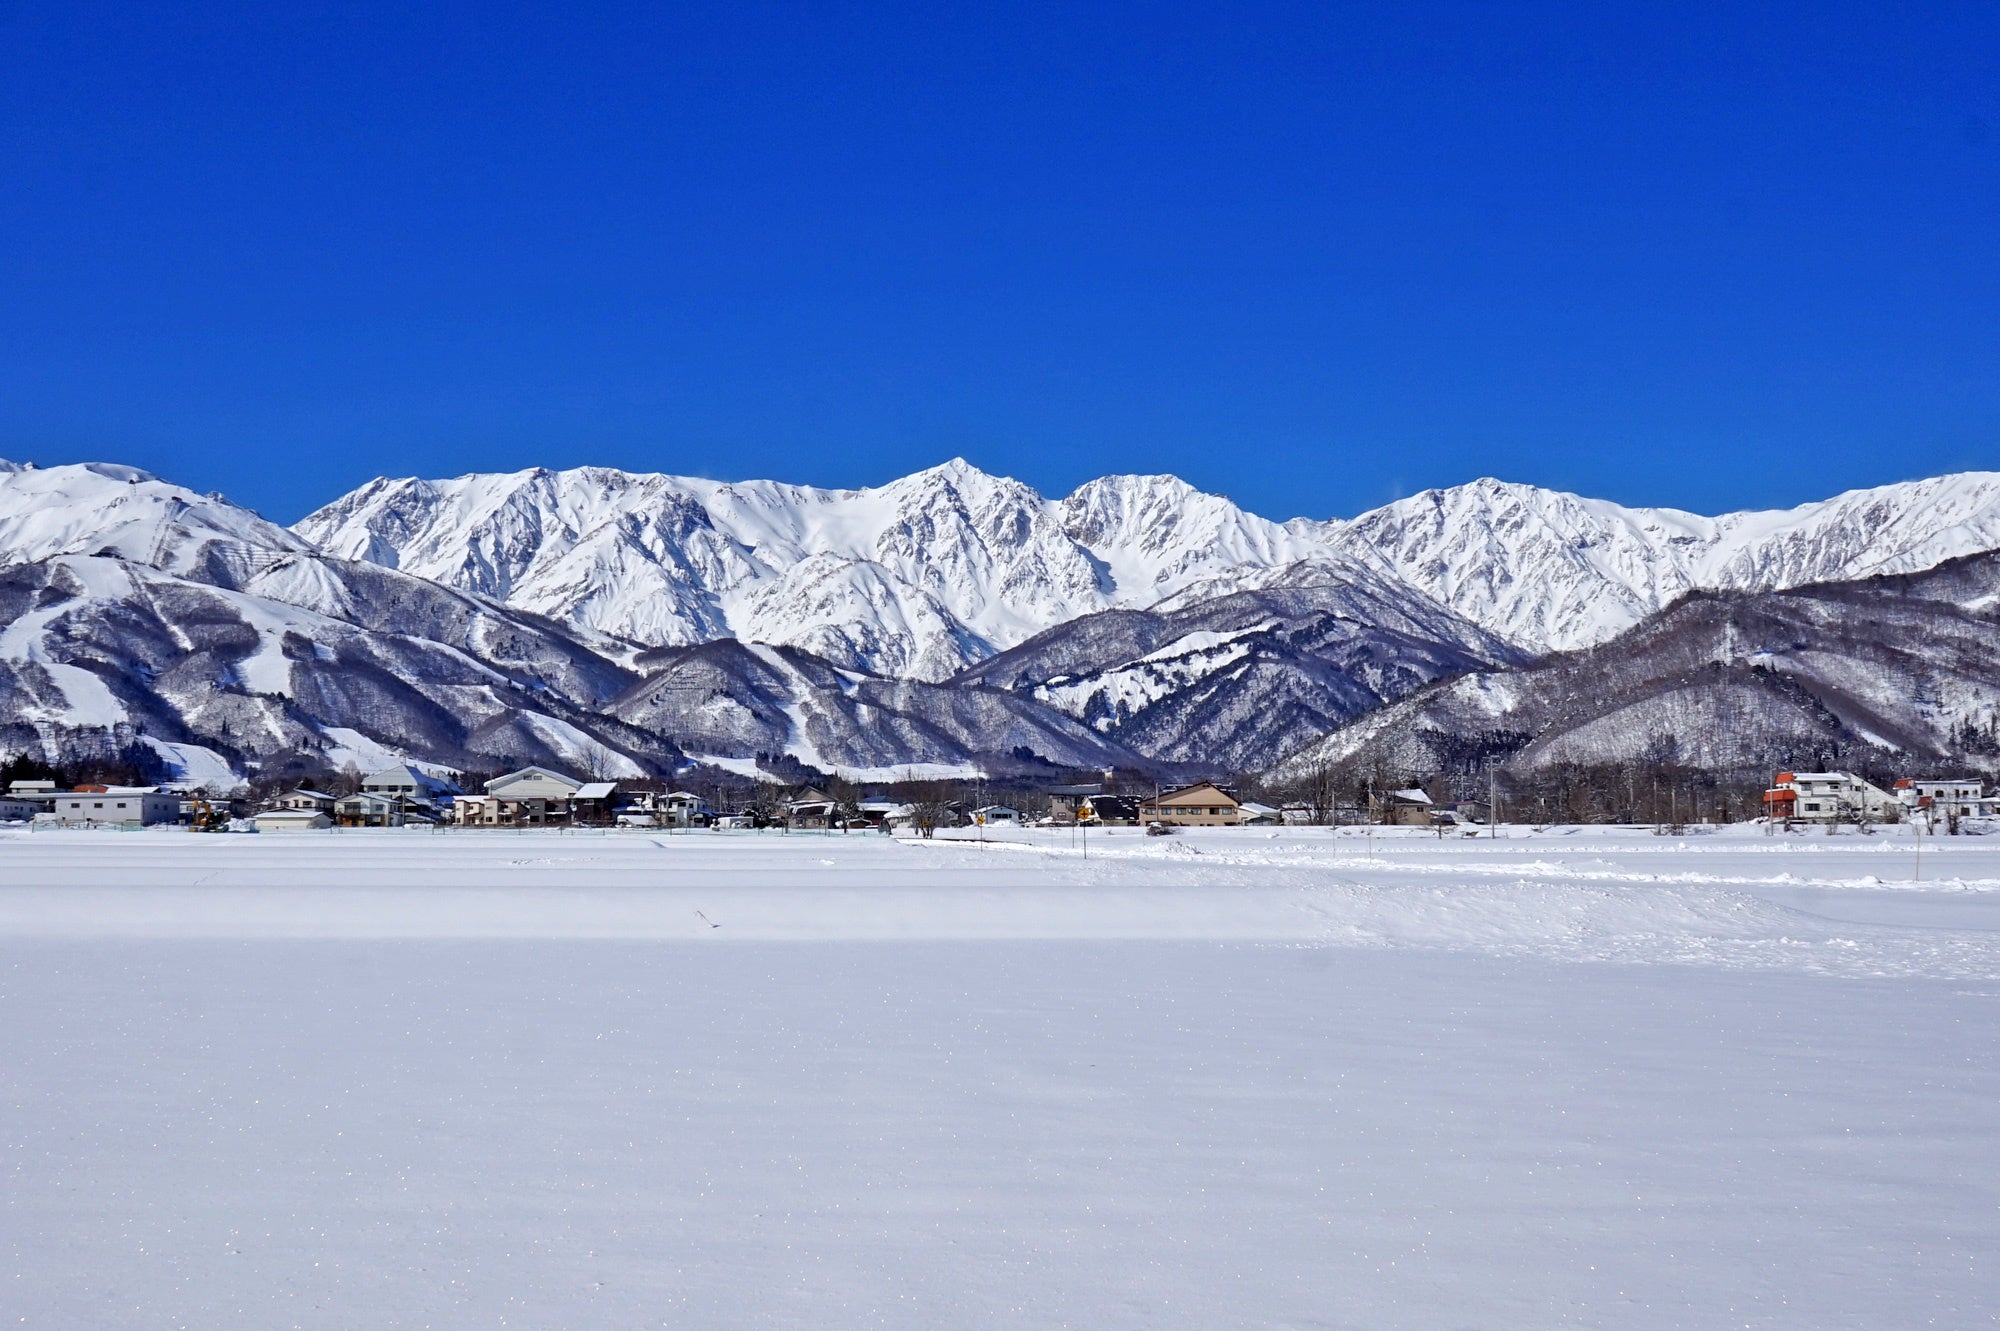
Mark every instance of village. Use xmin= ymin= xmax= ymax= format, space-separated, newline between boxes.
xmin=3 ymin=762 xmax=1996 ymax=836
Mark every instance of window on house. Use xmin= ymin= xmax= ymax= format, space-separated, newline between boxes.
xmin=93 ymin=802 xmax=103 ymax=809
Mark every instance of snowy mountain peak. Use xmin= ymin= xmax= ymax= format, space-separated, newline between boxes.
xmin=295 ymin=460 xmax=2000 ymax=674
xmin=0 ymin=459 xmax=311 ymax=573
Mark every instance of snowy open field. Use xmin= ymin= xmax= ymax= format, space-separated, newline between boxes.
xmin=3 ymin=823 xmax=1996 ymax=1328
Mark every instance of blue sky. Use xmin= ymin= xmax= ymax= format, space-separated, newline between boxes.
xmin=2 ymin=1 xmax=1995 ymax=523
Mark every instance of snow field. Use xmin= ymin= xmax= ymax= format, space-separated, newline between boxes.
xmin=1 ymin=827 xmax=1996 ymax=1327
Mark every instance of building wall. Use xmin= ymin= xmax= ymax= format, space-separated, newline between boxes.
xmin=51 ymin=794 xmax=178 ymax=826
xmin=1141 ymin=798 xmax=1240 ymax=826
xmin=486 ymin=772 xmax=581 ymax=801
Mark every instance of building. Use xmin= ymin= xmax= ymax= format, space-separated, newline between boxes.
xmin=1895 ymin=778 xmax=1993 ymax=822
xmin=1044 ymin=783 xmax=1104 ymax=821
xmin=0 ymin=796 xmax=42 ymax=822
xmin=451 ymin=766 xmax=589 ymax=827
xmin=47 ymin=788 xmax=182 ymax=827
xmin=1369 ymin=788 xmax=1435 ymax=827
xmin=1080 ymin=794 xmax=1140 ymax=826
xmin=7 ymin=779 xmax=58 ymax=810
xmin=335 ymin=790 xmax=406 ymax=827
xmin=654 ymin=791 xmax=710 ymax=827
xmin=360 ymin=764 xmax=458 ymax=806
xmin=485 ymin=766 xmax=586 ymax=801
xmin=1139 ymin=783 xmax=1242 ymax=827
xmin=253 ymin=808 xmax=332 ymax=832
xmin=1236 ymin=800 xmax=1283 ymax=826
xmin=1761 ymin=771 xmax=1901 ymax=823
xmin=784 ymin=787 xmax=837 ymax=829
xmin=856 ymin=800 xmax=909 ymax=829
xmin=971 ymin=805 xmax=1022 ymax=826
xmin=273 ymin=788 xmax=340 ymax=814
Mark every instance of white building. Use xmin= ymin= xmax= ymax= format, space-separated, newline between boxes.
xmin=655 ymin=791 xmax=709 ymax=827
xmin=360 ymin=764 xmax=458 ymax=805
xmin=971 ymin=805 xmax=1022 ymax=826
xmin=335 ymin=791 xmax=406 ymax=827
xmin=0 ymin=796 xmax=41 ymax=822
xmin=1895 ymin=778 xmax=1993 ymax=822
xmin=47 ymin=788 xmax=182 ymax=827
xmin=1762 ymin=771 xmax=1901 ymax=823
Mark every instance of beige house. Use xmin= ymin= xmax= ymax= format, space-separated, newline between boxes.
xmin=446 ymin=766 xmax=586 ymax=827
xmin=274 ymin=788 xmax=339 ymax=814
xmin=1139 ymin=783 xmax=1241 ymax=826
xmin=1370 ymin=788 xmax=1435 ymax=827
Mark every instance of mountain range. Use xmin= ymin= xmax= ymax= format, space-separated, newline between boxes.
xmin=4 ymin=455 xmax=2000 ymax=787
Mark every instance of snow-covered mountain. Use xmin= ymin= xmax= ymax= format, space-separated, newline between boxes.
xmin=1272 ymin=550 xmax=2000 ymax=782
xmin=954 ymin=559 xmax=1527 ymax=771
xmin=1329 ymin=472 xmax=2000 ymax=651
xmin=0 ymin=460 xmax=1157 ymax=784
xmin=13 ymin=454 xmax=2000 ymax=784
xmin=609 ymin=639 xmax=1146 ymax=781
xmin=300 ymin=462 xmax=2000 ymax=673
xmin=295 ymin=462 xmax=1335 ymax=680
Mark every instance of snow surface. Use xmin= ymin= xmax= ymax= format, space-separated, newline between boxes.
xmin=2 ymin=824 xmax=1995 ymax=1328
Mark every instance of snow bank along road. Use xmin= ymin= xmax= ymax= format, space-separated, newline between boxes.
xmin=2 ymin=826 xmax=1995 ymax=1328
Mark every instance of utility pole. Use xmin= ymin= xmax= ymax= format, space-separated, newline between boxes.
xmin=1489 ymin=767 xmax=1498 ymax=839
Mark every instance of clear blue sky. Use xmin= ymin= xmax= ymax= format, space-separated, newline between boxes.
xmin=2 ymin=1 xmax=1996 ymax=523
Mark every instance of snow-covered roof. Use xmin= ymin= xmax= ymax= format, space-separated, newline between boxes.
xmin=574 ymin=781 xmax=618 ymax=800
xmin=1388 ymin=788 xmax=1433 ymax=804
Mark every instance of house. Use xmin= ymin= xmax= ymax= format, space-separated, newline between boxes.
xmin=785 ymin=787 xmax=837 ymax=829
xmin=1762 ymin=771 xmax=1901 ymax=823
xmin=360 ymin=764 xmax=458 ymax=806
xmin=453 ymin=766 xmax=589 ymax=827
xmin=47 ymin=788 xmax=182 ymax=827
xmin=253 ymin=808 xmax=332 ymax=832
xmin=274 ymin=788 xmax=340 ymax=814
xmin=335 ymin=790 xmax=405 ymax=827
xmin=1080 ymin=794 xmax=1140 ymax=826
xmin=1895 ymin=778 xmax=1992 ymax=822
xmin=655 ymin=791 xmax=711 ymax=827
xmin=1044 ymin=783 xmax=1104 ymax=821
xmin=0 ymin=796 xmax=41 ymax=822
xmin=1139 ymin=783 xmax=1241 ymax=827
xmin=1236 ymin=800 xmax=1283 ymax=826
xmin=571 ymin=781 xmax=620 ymax=825
xmin=1369 ymin=788 xmax=1434 ymax=827
xmin=7 ymin=779 xmax=58 ymax=809
xmin=856 ymin=800 xmax=907 ymax=829
xmin=971 ymin=805 xmax=1022 ymax=826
